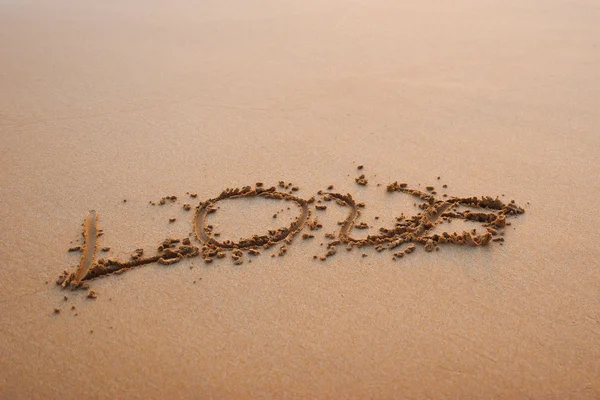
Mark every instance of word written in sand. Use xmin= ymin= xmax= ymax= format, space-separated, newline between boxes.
xmin=57 ymin=180 xmax=524 ymax=289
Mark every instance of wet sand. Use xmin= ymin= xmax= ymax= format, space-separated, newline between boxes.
xmin=1 ymin=0 xmax=599 ymax=398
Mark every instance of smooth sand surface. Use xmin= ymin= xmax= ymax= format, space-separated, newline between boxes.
xmin=1 ymin=0 xmax=599 ymax=398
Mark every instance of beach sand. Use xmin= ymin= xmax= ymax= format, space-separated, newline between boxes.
xmin=1 ymin=0 xmax=599 ymax=398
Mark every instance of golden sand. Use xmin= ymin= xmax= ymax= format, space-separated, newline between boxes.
xmin=1 ymin=0 xmax=599 ymax=398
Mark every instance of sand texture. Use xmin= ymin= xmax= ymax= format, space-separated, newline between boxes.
xmin=1 ymin=0 xmax=599 ymax=399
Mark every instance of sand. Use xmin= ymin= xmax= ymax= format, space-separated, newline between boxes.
xmin=1 ymin=0 xmax=599 ymax=398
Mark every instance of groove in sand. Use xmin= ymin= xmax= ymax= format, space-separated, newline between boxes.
xmin=194 ymin=186 xmax=310 ymax=249
xmin=57 ymin=180 xmax=524 ymax=288
xmin=73 ymin=210 xmax=98 ymax=283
